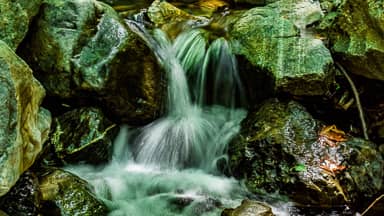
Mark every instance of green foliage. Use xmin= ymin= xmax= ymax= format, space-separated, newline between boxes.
xmin=291 ymin=164 xmax=306 ymax=172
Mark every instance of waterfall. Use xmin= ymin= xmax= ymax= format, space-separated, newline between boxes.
xmin=67 ymin=20 xmax=258 ymax=216
xmin=126 ymin=21 xmax=246 ymax=170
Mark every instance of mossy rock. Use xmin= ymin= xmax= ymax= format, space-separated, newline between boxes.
xmin=0 ymin=0 xmax=42 ymax=50
xmin=39 ymin=168 xmax=107 ymax=216
xmin=46 ymin=107 xmax=118 ymax=165
xmin=230 ymin=0 xmax=334 ymax=98
xmin=19 ymin=0 xmax=164 ymax=124
xmin=319 ymin=0 xmax=384 ymax=80
xmin=228 ymin=98 xmax=383 ymax=208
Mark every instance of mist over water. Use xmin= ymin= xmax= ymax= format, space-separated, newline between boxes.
xmin=67 ymin=21 xmax=282 ymax=215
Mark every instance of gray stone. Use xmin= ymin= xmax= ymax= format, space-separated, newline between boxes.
xmin=230 ymin=0 xmax=334 ymax=96
xmin=0 ymin=0 xmax=42 ymax=50
xmin=19 ymin=0 xmax=164 ymax=124
xmin=0 ymin=40 xmax=51 ymax=196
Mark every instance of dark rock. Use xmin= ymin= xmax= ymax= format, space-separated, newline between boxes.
xmin=319 ymin=0 xmax=384 ymax=81
xmin=232 ymin=0 xmax=269 ymax=6
xmin=222 ymin=199 xmax=273 ymax=216
xmin=19 ymin=0 xmax=164 ymax=124
xmin=228 ymin=99 xmax=383 ymax=207
xmin=46 ymin=107 xmax=118 ymax=165
xmin=39 ymin=168 xmax=107 ymax=216
xmin=0 ymin=171 xmax=40 ymax=216
xmin=0 ymin=41 xmax=51 ymax=196
xmin=167 ymin=193 xmax=222 ymax=215
xmin=230 ymin=0 xmax=334 ymax=97
xmin=0 ymin=0 xmax=42 ymax=50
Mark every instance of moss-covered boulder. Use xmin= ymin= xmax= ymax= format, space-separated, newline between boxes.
xmin=0 ymin=171 xmax=40 ymax=216
xmin=222 ymin=199 xmax=273 ymax=216
xmin=0 ymin=0 xmax=42 ymax=50
xmin=230 ymin=0 xmax=333 ymax=97
xmin=39 ymin=168 xmax=107 ymax=216
xmin=228 ymin=99 xmax=383 ymax=208
xmin=19 ymin=0 xmax=164 ymax=124
xmin=0 ymin=41 xmax=51 ymax=196
xmin=319 ymin=0 xmax=384 ymax=80
xmin=46 ymin=107 xmax=118 ymax=165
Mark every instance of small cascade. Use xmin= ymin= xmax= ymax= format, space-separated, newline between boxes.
xmin=173 ymin=29 xmax=247 ymax=108
xmin=204 ymin=38 xmax=247 ymax=108
xmin=126 ymin=21 xmax=246 ymax=170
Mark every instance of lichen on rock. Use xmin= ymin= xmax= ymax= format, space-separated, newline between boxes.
xmin=0 ymin=0 xmax=42 ymax=50
xmin=0 ymin=40 xmax=51 ymax=196
xmin=230 ymin=0 xmax=334 ymax=97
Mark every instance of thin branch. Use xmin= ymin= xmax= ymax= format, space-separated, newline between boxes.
xmin=361 ymin=194 xmax=384 ymax=216
xmin=335 ymin=62 xmax=369 ymax=140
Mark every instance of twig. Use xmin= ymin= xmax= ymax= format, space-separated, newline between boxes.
xmin=335 ymin=62 xmax=369 ymax=140
xmin=361 ymin=194 xmax=384 ymax=216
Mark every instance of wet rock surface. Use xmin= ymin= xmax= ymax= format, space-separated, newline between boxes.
xmin=44 ymin=107 xmax=118 ymax=166
xmin=228 ymin=99 xmax=383 ymax=207
xmin=0 ymin=171 xmax=40 ymax=216
xmin=319 ymin=0 xmax=384 ymax=81
xmin=39 ymin=168 xmax=108 ymax=216
xmin=0 ymin=0 xmax=42 ymax=50
xmin=0 ymin=41 xmax=51 ymax=196
xmin=222 ymin=199 xmax=273 ymax=216
xmin=19 ymin=0 xmax=164 ymax=124
xmin=230 ymin=0 xmax=334 ymax=97
xmin=147 ymin=0 xmax=211 ymax=36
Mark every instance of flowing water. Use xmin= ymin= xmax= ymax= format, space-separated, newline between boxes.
xmin=67 ymin=21 xmax=288 ymax=215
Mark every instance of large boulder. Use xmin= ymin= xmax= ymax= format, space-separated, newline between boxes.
xmin=230 ymin=0 xmax=334 ymax=98
xmin=47 ymin=107 xmax=118 ymax=165
xmin=319 ymin=0 xmax=384 ymax=80
xmin=0 ymin=41 xmax=51 ymax=196
xmin=228 ymin=99 xmax=383 ymax=207
xmin=39 ymin=168 xmax=107 ymax=216
xmin=0 ymin=0 xmax=42 ymax=50
xmin=19 ymin=0 xmax=164 ymax=124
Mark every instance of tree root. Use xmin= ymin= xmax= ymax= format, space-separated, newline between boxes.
xmin=335 ymin=62 xmax=369 ymax=140
xmin=361 ymin=194 xmax=384 ymax=216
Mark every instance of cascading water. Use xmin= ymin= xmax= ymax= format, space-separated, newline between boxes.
xmin=66 ymin=20 xmax=286 ymax=215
